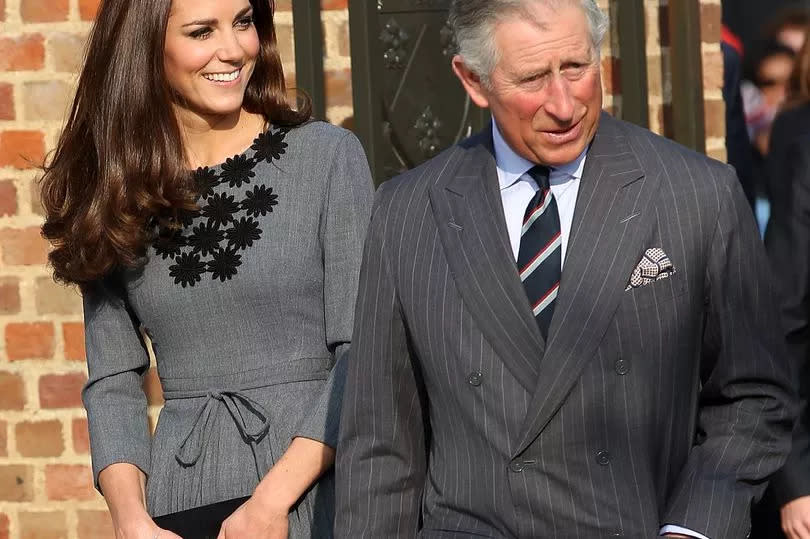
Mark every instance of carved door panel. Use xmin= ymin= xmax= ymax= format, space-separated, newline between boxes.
xmin=348 ymin=0 xmax=488 ymax=183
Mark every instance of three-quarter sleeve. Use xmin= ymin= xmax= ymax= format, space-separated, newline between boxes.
xmin=294 ymin=131 xmax=375 ymax=447
xmin=81 ymin=275 xmax=152 ymax=490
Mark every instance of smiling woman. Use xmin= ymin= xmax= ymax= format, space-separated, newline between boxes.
xmin=38 ymin=0 xmax=373 ymax=538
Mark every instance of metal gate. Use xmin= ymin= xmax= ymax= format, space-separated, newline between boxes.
xmin=347 ymin=0 xmax=488 ymax=182
xmin=292 ymin=0 xmax=706 ymax=183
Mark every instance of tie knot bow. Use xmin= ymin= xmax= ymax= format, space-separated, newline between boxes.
xmin=528 ymin=165 xmax=551 ymax=191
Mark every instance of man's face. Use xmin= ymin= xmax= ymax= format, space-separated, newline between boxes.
xmin=454 ymin=2 xmax=602 ymax=166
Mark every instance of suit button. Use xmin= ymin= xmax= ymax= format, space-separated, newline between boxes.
xmin=509 ymin=461 xmax=524 ymax=473
xmin=596 ymin=451 xmax=611 ymax=466
xmin=467 ymin=372 xmax=482 ymax=386
xmin=614 ymin=359 xmax=630 ymax=375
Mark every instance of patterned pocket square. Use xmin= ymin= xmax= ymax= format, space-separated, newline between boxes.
xmin=626 ymin=248 xmax=675 ymax=291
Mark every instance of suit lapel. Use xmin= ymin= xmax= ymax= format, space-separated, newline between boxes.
xmin=430 ymin=129 xmax=545 ymax=392
xmin=514 ymin=114 xmax=659 ymax=455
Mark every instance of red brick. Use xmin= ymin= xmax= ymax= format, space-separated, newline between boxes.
xmin=0 ymin=84 xmax=13 ymax=121
xmin=0 ymin=421 xmax=6 ymax=457
xmin=72 ymin=417 xmax=89 ymax=454
xmin=39 ymin=372 xmax=86 ymax=409
xmin=45 ymin=464 xmax=94 ymax=501
xmin=0 ymin=372 xmax=25 ymax=410
xmin=77 ymin=510 xmax=114 ymax=539
xmin=0 ymin=513 xmax=8 ymax=539
xmin=0 ymin=226 xmax=50 ymax=265
xmin=18 ymin=511 xmax=66 ymax=539
xmin=0 ymin=34 xmax=45 ymax=71
xmin=325 ymin=68 xmax=353 ymax=108
xmin=5 ymin=322 xmax=55 ymax=361
xmin=0 ymin=180 xmax=17 ymax=216
xmin=0 ymin=277 xmax=21 ymax=315
xmin=601 ymin=56 xmax=621 ymax=97
xmin=0 ymin=130 xmax=45 ymax=169
xmin=0 ymin=465 xmax=34 ymax=501
xmin=16 ymin=420 xmax=64 ymax=457
xmin=322 ymin=0 xmax=347 ymax=9
xmin=21 ymin=0 xmax=68 ymax=22
xmin=78 ymin=0 xmax=100 ymax=20
xmin=700 ymin=3 xmax=722 ymax=44
xmin=49 ymin=32 xmax=87 ymax=73
xmin=704 ymin=98 xmax=726 ymax=139
xmin=35 ymin=277 xmax=82 ymax=315
xmin=143 ymin=367 xmax=164 ymax=406
xmin=63 ymin=322 xmax=85 ymax=362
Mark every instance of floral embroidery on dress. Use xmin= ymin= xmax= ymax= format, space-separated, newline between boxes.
xmin=154 ymin=126 xmax=287 ymax=288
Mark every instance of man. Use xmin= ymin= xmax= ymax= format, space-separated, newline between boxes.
xmin=335 ymin=1 xmax=796 ymax=537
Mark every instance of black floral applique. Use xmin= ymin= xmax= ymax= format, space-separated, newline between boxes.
xmin=221 ymin=154 xmax=257 ymax=188
xmin=194 ymin=167 xmax=221 ymax=199
xmin=154 ymin=230 xmax=187 ymax=260
xmin=170 ymin=252 xmax=207 ymax=288
xmin=208 ymin=249 xmax=242 ymax=282
xmin=241 ymin=185 xmax=278 ymax=217
xmin=188 ymin=221 xmax=226 ymax=256
xmin=251 ymin=129 xmax=289 ymax=163
xmin=152 ymin=126 xmax=288 ymax=288
xmin=202 ymin=193 xmax=240 ymax=228
xmin=226 ymin=217 xmax=262 ymax=250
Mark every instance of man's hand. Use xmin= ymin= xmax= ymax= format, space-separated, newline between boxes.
xmin=782 ymin=496 xmax=810 ymax=539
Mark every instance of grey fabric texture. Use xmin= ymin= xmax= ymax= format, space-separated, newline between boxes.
xmin=335 ymin=113 xmax=797 ymax=539
xmin=81 ymin=121 xmax=374 ymax=534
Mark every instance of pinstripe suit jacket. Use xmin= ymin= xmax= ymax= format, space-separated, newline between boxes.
xmin=335 ymin=113 xmax=796 ymax=538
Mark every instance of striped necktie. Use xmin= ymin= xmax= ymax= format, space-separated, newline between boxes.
xmin=517 ymin=165 xmax=562 ymax=340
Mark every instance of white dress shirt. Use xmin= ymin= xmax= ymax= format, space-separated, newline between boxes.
xmin=491 ymin=121 xmax=710 ymax=539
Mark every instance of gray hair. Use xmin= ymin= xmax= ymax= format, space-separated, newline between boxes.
xmin=449 ymin=0 xmax=609 ymax=85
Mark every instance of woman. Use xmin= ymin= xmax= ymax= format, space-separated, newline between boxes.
xmin=39 ymin=0 xmax=373 ymax=537
xmin=754 ymin=25 xmax=810 ymax=539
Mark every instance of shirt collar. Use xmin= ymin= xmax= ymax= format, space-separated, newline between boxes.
xmin=492 ymin=120 xmax=587 ymax=190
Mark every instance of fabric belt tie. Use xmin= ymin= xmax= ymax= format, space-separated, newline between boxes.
xmin=160 ymin=359 xmax=332 ymax=480
xmin=172 ymin=389 xmax=273 ymax=481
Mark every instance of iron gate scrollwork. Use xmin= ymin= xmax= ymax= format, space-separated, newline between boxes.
xmin=349 ymin=0 xmax=488 ymax=183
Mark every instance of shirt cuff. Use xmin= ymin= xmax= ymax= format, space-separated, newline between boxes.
xmin=660 ymin=525 xmax=711 ymax=539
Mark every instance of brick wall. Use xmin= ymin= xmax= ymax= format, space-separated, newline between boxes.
xmin=0 ymin=1 xmax=720 ymax=538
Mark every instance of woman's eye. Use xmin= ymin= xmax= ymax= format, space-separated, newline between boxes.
xmin=189 ymin=27 xmax=212 ymax=39
xmin=236 ymin=16 xmax=254 ymax=29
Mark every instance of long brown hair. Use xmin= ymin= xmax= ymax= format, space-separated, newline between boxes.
xmin=40 ymin=0 xmax=310 ymax=286
xmin=786 ymin=26 xmax=810 ymax=107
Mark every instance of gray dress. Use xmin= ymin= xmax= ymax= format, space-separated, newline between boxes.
xmin=81 ymin=121 xmax=374 ymax=536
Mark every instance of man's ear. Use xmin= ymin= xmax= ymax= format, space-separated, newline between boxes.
xmin=452 ymin=55 xmax=490 ymax=109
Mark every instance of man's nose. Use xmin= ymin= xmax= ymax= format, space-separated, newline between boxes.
xmin=544 ymin=75 xmax=575 ymax=122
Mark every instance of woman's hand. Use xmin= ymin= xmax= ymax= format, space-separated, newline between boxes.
xmin=99 ymin=463 xmax=182 ymax=539
xmin=216 ymin=496 xmax=289 ymax=539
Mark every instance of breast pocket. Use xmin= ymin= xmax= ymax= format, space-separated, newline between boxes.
xmin=622 ymin=272 xmax=687 ymax=313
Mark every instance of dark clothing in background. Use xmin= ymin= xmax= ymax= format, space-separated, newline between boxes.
xmin=765 ymin=104 xmax=810 ymax=247
xmin=753 ymin=113 xmax=810 ymax=538
xmin=723 ymin=40 xmax=757 ymax=208
xmin=768 ymin=127 xmax=810 ymax=501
